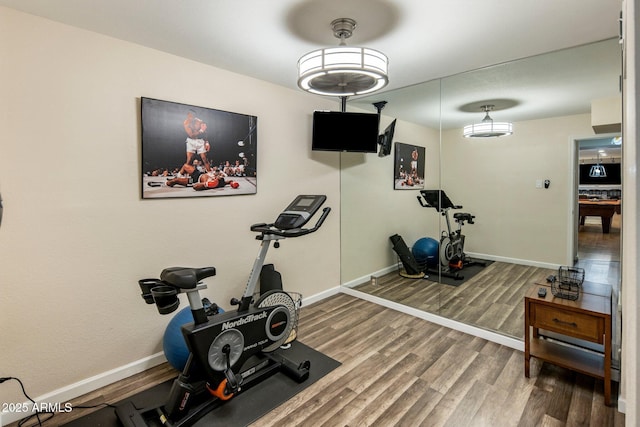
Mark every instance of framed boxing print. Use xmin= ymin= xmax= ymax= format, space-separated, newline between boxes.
xmin=393 ymin=142 xmax=425 ymax=190
xmin=141 ymin=97 xmax=257 ymax=199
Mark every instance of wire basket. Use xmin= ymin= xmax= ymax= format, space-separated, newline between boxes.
xmin=256 ymin=290 xmax=303 ymax=350
xmin=551 ymin=266 xmax=585 ymax=300
xmin=284 ymin=292 xmax=303 ymax=344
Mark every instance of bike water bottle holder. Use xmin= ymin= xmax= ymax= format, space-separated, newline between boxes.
xmin=138 ymin=278 xmax=180 ymax=314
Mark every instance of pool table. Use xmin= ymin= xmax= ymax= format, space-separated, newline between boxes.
xmin=579 ymin=199 xmax=621 ymax=233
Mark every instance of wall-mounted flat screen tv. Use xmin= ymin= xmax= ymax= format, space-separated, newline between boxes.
xmin=312 ymin=111 xmax=379 ymax=153
xmin=378 ymin=119 xmax=396 ymax=157
xmin=579 ymin=163 xmax=621 ymax=185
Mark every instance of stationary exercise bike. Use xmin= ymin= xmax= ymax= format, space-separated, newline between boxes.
xmin=116 ymin=195 xmax=330 ymax=427
xmin=417 ymin=190 xmax=485 ymax=279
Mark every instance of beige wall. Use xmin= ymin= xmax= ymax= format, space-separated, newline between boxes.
xmin=0 ymin=7 xmax=341 ymax=408
xmin=340 ymin=118 xmax=440 ymax=283
xmin=342 ymin=113 xmax=594 ymax=286
xmin=441 ymin=113 xmax=594 ymax=266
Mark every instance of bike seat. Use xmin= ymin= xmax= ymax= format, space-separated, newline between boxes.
xmin=160 ymin=266 xmax=216 ymax=289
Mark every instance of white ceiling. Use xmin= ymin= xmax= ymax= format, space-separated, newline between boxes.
xmin=0 ymin=0 xmax=622 ymax=129
xmin=353 ymin=38 xmax=622 ymax=129
xmin=0 ymin=1 xmax=620 ymax=90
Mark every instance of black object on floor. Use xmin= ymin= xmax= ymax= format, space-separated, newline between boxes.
xmin=423 ymin=260 xmax=493 ymax=286
xmin=63 ymin=341 xmax=340 ymax=427
xmin=389 ymin=234 xmax=423 ymax=276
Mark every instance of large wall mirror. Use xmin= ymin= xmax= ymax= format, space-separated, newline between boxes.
xmin=341 ymin=38 xmax=622 ymax=349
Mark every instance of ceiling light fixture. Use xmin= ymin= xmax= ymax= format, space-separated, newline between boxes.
xmin=463 ymin=105 xmax=513 ymax=138
xmin=297 ymin=18 xmax=389 ymax=97
xmin=589 ymin=151 xmax=607 ymax=178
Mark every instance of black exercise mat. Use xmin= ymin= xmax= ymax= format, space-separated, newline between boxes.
xmin=423 ymin=259 xmax=493 ymax=286
xmin=63 ymin=341 xmax=340 ymax=426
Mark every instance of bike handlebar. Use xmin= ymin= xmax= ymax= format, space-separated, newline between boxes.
xmin=250 ymin=207 xmax=331 ymax=238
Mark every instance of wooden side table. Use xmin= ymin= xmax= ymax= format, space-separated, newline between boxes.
xmin=524 ymin=283 xmax=612 ymax=405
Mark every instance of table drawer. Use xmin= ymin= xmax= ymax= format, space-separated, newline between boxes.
xmin=532 ymin=304 xmax=603 ymax=343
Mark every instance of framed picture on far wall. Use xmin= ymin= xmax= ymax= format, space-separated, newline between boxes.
xmin=141 ymin=97 xmax=257 ymax=199
xmin=394 ymin=143 xmax=425 ymax=190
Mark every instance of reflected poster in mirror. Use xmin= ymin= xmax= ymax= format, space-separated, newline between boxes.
xmin=394 ymin=143 xmax=425 ymax=190
xmin=141 ymin=97 xmax=257 ymax=199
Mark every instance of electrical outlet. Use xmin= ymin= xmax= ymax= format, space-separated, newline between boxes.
xmin=536 ymin=179 xmax=543 ymax=188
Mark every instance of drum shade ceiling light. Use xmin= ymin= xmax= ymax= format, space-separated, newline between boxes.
xmin=297 ymin=18 xmax=389 ymax=97
xmin=463 ymin=105 xmax=513 ymax=138
xmin=589 ymin=152 xmax=607 ymax=178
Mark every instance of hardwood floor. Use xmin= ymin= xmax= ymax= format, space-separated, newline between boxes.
xmin=575 ymin=214 xmax=621 ymax=287
xmin=353 ymin=213 xmax=621 ymax=340
xmin=354 ymin=262 xmax=554 ymax=339
xmin=17 ymin=294 xmax=624 ymax=426
xmin=578 ymin=214 xmax=621 ymax=262
xmin=7 ymin=215 xmax=623 ymax=426
xmin=4 ymin=363 xmax=179 ymax=427
xmin=256 ymin=295 xmax=624 ymax=427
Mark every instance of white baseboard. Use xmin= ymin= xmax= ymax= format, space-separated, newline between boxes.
xmin=340 ymin=287 xmax=524 ymax=351
xmin=301 ymin=285 xmax=341 ymax=307
xmin=341 ymin=264 xmax=398 ymax=289
xmin=0 ymin=352 xmax=167 ymax=427
xmin=617 ymin=396 xmax=626 ymax=414
xmin=342 ymin=255 xmax=560 ymax=291
xmin=466 ymin=252 xmax=560 ymax=270
xmin=339 ymin=255 xmax=558 ymax=349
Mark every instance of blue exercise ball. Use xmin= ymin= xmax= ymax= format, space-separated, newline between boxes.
xmin=163 ymin=305 xmax=223 ymax=371
xmin=412 ymin=237 xmax=439 ymax=267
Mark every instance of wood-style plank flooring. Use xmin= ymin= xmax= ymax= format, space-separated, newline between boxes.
xmin=354 ymin=262 xmax=554 ymax=339
xmin=575 ymin=215 xmax=621 ymax=287
xmin=255 ymin=294 xmax=624 ymax=427
xmin=353 ymin=214 xmax=621 ymax=340
xmin=19 ymin=293 xmax=624 ymax=426
xmin=8 ymin=215 xmax=623 ymax=426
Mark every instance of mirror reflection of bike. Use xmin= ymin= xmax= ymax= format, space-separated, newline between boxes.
xmin=416 ymin=190 xmax=486 ymax=280
xmin=116 ymin=195 xmax=330 ymax=427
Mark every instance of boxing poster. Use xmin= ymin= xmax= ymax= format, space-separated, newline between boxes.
xmin=394 ymin=142 xmax=425 ymax=190
xmin=141 ymin=97 xmax=257 ymax=199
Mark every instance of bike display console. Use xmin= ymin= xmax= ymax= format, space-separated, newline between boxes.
xmin=274 ymin=195 xmax=326 ymax=230
xmin=418 ymin=189 xmax=459 ymax=211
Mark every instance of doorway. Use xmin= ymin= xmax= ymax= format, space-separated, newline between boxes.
xmin=575 ymin=135 xmax=622 ymax=276
xmin=574 ymin=135 xmax=622 ymax=372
